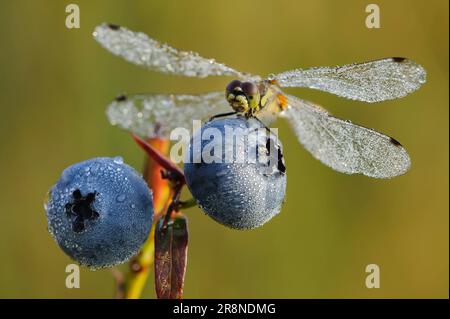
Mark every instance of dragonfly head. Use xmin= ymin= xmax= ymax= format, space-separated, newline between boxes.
xmin=226 ymin=80 xmax=261 ymax=114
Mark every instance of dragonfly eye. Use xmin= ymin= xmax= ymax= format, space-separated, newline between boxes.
xmin=226 ymin=80 xmax=242 ymax=95
xmin=241 ymin=82 xmax=258 ymax=97
xmin=241 ymin=82 xmax=260 ymax=108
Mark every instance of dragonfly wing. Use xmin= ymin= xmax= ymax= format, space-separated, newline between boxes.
xmin=93 ymin=23 xmax=253 ymax=79
xmin=107 ymin=92 xmax=231 ymax=138
xmin=280 ymin=94 xmax=411 ymax=178
xmin=272 ymin=58 xmax=426 ymax=103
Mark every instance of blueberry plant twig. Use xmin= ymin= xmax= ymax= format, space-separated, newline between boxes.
xmin=132 ymin=134 xmax=187 ymax=226
xmin=119 ymin=135 xmax=190 ymax=299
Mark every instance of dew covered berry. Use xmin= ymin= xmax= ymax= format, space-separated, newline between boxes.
xmin=45 ymin=157 xmax=153 ymax=269
xmin=184 ymin=117 xmax=287 ymax=230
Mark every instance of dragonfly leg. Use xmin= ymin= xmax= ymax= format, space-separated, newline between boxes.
xmin=251 ymin=116 xmax=277 ymax=136
xmin=208 ymin=111 xmax=238 ymax=122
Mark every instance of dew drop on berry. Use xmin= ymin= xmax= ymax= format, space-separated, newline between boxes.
xmin=116 ymin=194 xmax=126 ymax=203
xmin=113 ymin=156 xmax=124 ymax=164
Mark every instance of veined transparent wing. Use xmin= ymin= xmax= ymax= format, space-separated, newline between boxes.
xmin=271 ymin=58 xmax=426 ymax=103
xmin=107 ymin=92 xmax=231 ymax=138
xmin=280 ymin=94 xmax=411 ymax=178
xmin=93 ymin=23 xmax=253 ymax=79
xmin=107 ymin=92 xmax=277 ymax=139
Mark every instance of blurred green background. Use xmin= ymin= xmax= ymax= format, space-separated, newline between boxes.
xmin=0 ymin=0 xmax=448 ymax=298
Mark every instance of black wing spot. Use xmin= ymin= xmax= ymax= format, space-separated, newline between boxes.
xmin=392 ymin=57 xmax=406 ymax=63
xmin=389 ymin=137 xmax=402 ymax=147
xmin=115 ymin=94 xmax=127 ymax=102
xmin=107 ymin=23 xmax=121 ymax=30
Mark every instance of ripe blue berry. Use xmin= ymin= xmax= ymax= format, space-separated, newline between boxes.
xmin=45 ymin=157 xmax=153 ymax=269
xmin=184 ymin=117 xmax=287 ymax=230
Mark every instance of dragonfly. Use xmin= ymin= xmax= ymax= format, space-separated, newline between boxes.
xmin=93 ymin=23 xmax=426 ymax=179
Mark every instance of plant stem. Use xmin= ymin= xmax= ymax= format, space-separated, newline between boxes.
xmin=123 ymin=138 xmax=171 ymax=299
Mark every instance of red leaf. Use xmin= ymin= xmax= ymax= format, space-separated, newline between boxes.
xmin=132 ymin=134 xmax=185 ymax=184
xmin=154 ymin=214 xmax=188 ymax=299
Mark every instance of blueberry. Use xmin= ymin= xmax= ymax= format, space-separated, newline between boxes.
xmin=45 ymin=157 xmax=153 ymax=269
xmin=184 ymin=117 xmax=287 ymax=230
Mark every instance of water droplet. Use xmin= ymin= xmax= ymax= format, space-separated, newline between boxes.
xmin=60 ymin=170 xmax=71 ymax=185
xmin=113 ymin=156 xmax=124 ymax=164
xmin=116 ymin=194 xmax=126 ymax=203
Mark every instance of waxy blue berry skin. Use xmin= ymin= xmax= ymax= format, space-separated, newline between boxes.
xmin=45 ymin=157 xmax=153 ymax=269
xmin=184 ymin=117 xmax=287 ymax=230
